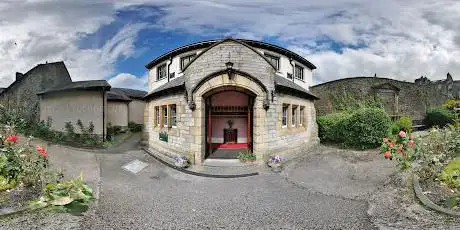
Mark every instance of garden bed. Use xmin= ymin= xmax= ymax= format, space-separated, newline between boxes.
xmin=420 ymin=179 xmax=459 ymax=211
xmin=0 ymin=184 xmax=41 ymax=210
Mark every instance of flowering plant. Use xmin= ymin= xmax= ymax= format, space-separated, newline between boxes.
xmin=174 ymin=155 xmax=189 ymax=168
xmin=380 ymin=130 xmax=418 ymax=169
xmin=269 ymin=156 xmax=282 ymax=164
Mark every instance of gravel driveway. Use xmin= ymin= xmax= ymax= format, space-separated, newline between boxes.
xmin=2 ymin=137 xmax=456 ymax=229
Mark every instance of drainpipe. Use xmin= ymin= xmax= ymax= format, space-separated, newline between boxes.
xmin=289 ymin=57 xmax=295 ymax=82
xmin=102 ymin=88 xmax=106 ymax=140
xmin=167 ymin=56 xmax=173 ymax=82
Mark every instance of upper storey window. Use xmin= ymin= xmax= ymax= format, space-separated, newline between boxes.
xmin=157 ymin=64 xmax=167 ymax=81
xmin=295 ymin=65 xmax=304 ymax=81
xmin=180 ymin=53 xmax=196 ymax=70
xmin=264 ymin=53 xmax=280 ymax=70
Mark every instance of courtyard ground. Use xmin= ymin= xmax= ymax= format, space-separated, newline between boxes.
xmin=1 ymin=135 xmax=459 ymax=229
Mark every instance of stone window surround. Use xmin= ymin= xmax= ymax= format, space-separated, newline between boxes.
xmin=282 ymin=104 xmax=288 ymax=128
xmin=278 ymin=99 xmax=308 ymax=136
xmin=153 ymin=103 xmax=178 ymax=130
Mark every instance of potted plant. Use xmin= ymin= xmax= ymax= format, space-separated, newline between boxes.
xmin=267 ymin=155 xmax=282 ymax=172
xmin=175 ymin=155 xmax=190 ymax=168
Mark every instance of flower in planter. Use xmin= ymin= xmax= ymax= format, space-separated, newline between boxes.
xmin=267 ymin=155 xmax=283 ymax=168
xmin=175 ymin=156 xmax=189 ymax=168
xmin=399 ymin=130 xmax=407 ymax=138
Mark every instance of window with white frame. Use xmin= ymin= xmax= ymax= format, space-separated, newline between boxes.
xmin=157 ymin=64 xmax=167 ymax=80
xmin=155 ymin=106 xmax=160 ymax=127
xmin=264 ymin=53 xmax=280 ymax=70
xmin=292 ymin=105 xmax=297 ymax=127
xmin=162 ymin=106 xmax=168 ymax=127
xmin=282 ymin=104 xmax=288 ymax=127
xmin=180 ymin=53 xmax=196 ymax=70
xmin=295 ymin=65 xmax=304 ymax=81
xmin=170 ymin=104 xmax=177 ymax=127
xmin=299 ymin=106 xmax=305 ymax=126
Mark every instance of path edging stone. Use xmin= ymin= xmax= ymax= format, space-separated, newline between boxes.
xmin=142 ymin=148 xmax=259 ymax=178
xmin=412 ymin=174 xmax=460 ymax=217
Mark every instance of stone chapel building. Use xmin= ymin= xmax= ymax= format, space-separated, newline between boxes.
xmin=143 ymin=38 xmax=319 ymax=165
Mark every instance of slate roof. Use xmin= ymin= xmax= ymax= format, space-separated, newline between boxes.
xmin=110 ymin=88 xmax=147 ymax=99
xmin=144 ymin=76 xmax=318 ymax=101
xmin=274 ymin=75 xmax=319 ymax=100
xmin=143 ymin=77 xmax=185 ymax=101
xmin=107 ymin=90 xmax=132 ymax=102
xmin=37 ymin=80 xmax=111 ymax=95
xmin=145 ymin=38 xmax=316 ymax=70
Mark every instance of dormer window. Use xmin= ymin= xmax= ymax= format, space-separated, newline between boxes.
xmin=264 ymin=53 xmax=280 ymax=70
xmin=295 ymin=65 xmax=304 ymax=81
xmin=157 ymin=64 xmax=167 ymax=81
xmin=181 ymin=53 xmax=196 ymax=70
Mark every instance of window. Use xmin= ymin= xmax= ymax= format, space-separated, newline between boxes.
xmin=170 ymin=104 xmax=177 ymax=127
xmin=300 ymin=106 xmax=305 ymax=126
xmin=282 ymin=105 xmax=288 ymax=128
xmin=264 ymin=53 xmax=280 ymax=70
xmin=292 ymin=106 xmax=297 ymax=127
xmin=295 ymin=65 xmax=304 ymax=81
xmin=162 ymin=106 xmax=168 ymax=127
xmin=155 ymin=106 xmax=160 ymax=127
xmin=180 ymin=54 xmax=196 ymax=70
xmin=157 ymin=64 xmax=167 ymax=80
xmin=169 ymin=72 xmax=175 ymax=79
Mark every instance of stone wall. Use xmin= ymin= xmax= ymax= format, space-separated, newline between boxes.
xmin=0 ymin=62 xmax=72 ymax=121
xmin=310 ymin=76 xmax=459 ymax=121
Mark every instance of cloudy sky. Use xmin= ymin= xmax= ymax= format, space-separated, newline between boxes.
xmin=0 ymin=0 xmax=459 ymax=90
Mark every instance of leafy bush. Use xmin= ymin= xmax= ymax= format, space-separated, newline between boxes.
xmin=389 ymin=116 xmax=413 ymax=136
xmin=425 ymin=107 xmax=456 ymax=128
xmin=442 ymin=99 xmax=460 ymax=110
xmin=237 ymin=151 xmax=256 ymax=162
xmin=380 ymin=130 xmax=418 ymax=169
xmin=342 ymin=108 xmax=391 ymax=149
xmin=128 ymin=122 xmax=143 ymax=133
xmin=439 ymin=157 xmax=460 ymax=189
xmin=317 ymin=112 xmax=350 ymax=143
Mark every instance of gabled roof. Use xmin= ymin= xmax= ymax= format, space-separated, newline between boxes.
xmin=110 ymin=88 xmax=147 ymax=99
xmin=143 ymin=77 xmax=185 ymax=101
xmin=37 ymin=80 xmax=111 ymax=95
xmin=145 ymin=38 xmax=316 ymax=70
xmin=274 ymin=75 xmax=319 ymax=100
xmin=107 ymin=90 xmax=132 ymax=102
xmin=3 ymin=61 xmax=71 ymax=94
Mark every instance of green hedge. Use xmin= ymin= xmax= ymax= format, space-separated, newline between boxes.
xmin=317 ymin=112 xmax=350 ymax=143
xmin=425 ymin=107 xmax=456 ymax=128
xmin=389 ymin=116 xmax=413 ymax=135
xmin=317 ymin=108 xmax=391 ymax=149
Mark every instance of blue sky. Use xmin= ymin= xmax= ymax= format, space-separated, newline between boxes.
xmin=0 ymin=0 xmax=459 ymax=90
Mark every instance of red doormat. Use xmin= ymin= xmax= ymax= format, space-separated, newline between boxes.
xmin=213 ymin=143 xmax=248 ymax=149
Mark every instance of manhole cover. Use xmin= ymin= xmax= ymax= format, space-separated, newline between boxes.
xmin=122 ymin=159 xmax=149 ymax=174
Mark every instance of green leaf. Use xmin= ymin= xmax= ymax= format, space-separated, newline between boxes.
xmin=50 ymin=196 xmax=74 ymax=206
xmin=443 ymin=196 xmax=459 ymax=209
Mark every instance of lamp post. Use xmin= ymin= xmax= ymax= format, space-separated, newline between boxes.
xmin=225 ymin=61 xmax=234 ymax=80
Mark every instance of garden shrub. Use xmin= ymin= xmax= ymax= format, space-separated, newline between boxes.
xmin=341 ymin=108 xmax=391 ymax=149
xmin=128 ymin=122 xmax=143 ymax=133
xmin=442 ymin=99 xmax=460 ymax=110
xmin=439 ymin=157 xmax=460 ymax=189
xmin=388 ymin=116 xmax=413 ymax=136
xmin=237 ymin=151 xmax=256 ymax=162
xmin=425 ymin=107 xmax=456 ymax=128
xmin=317 ymin=112 xmax=350 ymax=143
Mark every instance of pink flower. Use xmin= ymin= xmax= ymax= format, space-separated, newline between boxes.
xmin=36 ymin=145 xmax=48 ymax=158
xmin=6 ymin=135 xmax=17 ymax=143
xmin=384 ymin=151 xmax=392 ymax=159
xmin=383 ymin=138 xmax=389 ymax=143
xmin=409 ymin=140 xmax=415 ymax=148
xmin=399 ymin=131 xmax=407 ymax=138
xmin=397 ymin=144 xmax=403 ymax=153
xmin=389 ymin=141 xmax=396 ymax=148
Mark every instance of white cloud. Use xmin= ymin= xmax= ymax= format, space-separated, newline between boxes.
xmin=108 ymin=73 xmax=148 ymax=91
xmin=1 ymin=0 xmax=460 ymax=89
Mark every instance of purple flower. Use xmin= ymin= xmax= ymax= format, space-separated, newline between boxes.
xmin=270 ymin=156 xmax=282 ymax=163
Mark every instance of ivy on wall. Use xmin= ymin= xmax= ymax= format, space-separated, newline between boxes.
xmin=328 ymin=90 xmax=383 ymax=113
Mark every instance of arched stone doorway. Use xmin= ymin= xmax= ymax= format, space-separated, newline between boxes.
xmin=190 ymin=73 xmax=268 ymax=165
xmin=202 ymin=87 xmax=255 ymax=159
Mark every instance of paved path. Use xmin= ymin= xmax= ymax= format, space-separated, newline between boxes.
xmin=4 ymin=136 xmax=456 ymax=229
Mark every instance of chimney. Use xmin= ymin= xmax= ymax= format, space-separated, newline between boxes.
xmin=16 ymin=72 xmax=24 ymax=80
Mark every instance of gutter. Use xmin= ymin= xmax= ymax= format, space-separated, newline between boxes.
xmin=289 ymin=57 xmax=295 ymax=82
xmin=167 ymin=56 xmax=173 ymax=82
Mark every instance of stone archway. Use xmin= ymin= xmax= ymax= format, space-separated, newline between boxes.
xmin=190 ymin=73 xmax=268 ymax=165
